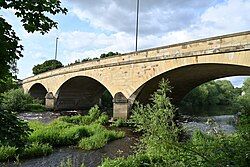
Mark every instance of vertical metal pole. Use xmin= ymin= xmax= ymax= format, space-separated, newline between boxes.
xmin=55 ymin=37 xmax=59 ymax=60
xmin=135 ymin=0 xmax=139 ymax=52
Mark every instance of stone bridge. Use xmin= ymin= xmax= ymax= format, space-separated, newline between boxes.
xmin=22 ymin=31 xmax=250 ymax=119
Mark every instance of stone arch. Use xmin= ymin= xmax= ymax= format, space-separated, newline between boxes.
xmin=129 ymin=63 xmax=250 ymax=106
xmin=54 ymin=76 xmax=113 ymax=111
xmin=28 ymin=83 xmax=48 ymax=104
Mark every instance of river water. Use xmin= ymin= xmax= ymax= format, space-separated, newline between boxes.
xmin=1 ymin=126 xmax=138 ymax=167
xmin=2 ymin=107 xmax=237 ymax=167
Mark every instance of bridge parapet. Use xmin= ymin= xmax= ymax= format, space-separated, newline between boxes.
xmin=22 ymin=31 xmax=250 ymax=119
xmin=22 ymin=31 xmax=250 ymax=84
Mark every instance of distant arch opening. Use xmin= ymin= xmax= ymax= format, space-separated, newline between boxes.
xmin=129 ymin=63 xmax=250 ymax=107
xmin=55 ymin=76 xmax=113 ymax=112
xmin=179 ymin=76 xmax=250 ymax=116
xmin=28 ymin=83 xmax=47 ymax=104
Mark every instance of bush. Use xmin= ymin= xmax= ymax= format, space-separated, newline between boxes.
xmin=111 ymin=118 xmax=127 ymax=127
xmin=59 ymin=105 xmax=108 ymax=125
xmin=32 ymin=59 xmax=63 ymax=75
xmin=1 ymin=88 xmax=45 ymax=113
xmin=0 ymin=109 xmax=32 ymax=147
xmin=79 ymin=124 xmax=125 ymax=150
xmin=101 ymin=79 xmax=250 ymax=167
xmin=0 ymin=146 xmax=17 ymax=162
xmin=21 ymin=143 xmax=53 ymax=159
xmin=28 ymin=121 xmax=88 ymax=146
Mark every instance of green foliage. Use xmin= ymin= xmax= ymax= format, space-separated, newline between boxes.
xmin=101 ymin=79 xmax=250 ymax=167
xmin=0 ymin=146 xmax=17 ymax=162
xmin=20 ymin=142 xmax=53 ymax=159
xmin=0 ymin=109 xmax=32 ymax=147
xmin=59 ymin=157 xmax=86 ymax=167
xmin=79 ymin=124 xmax=125 ymax=150
xmin=0 ymin=17 xmax=22 ymax=81
xmin=59 ymin=105 xmax=108 ymax=125
xmin=181 ymin=80 xmax=240 ymax=107
xmin=1 ymin=88 xmax=45 ymax=113
xmin=130 ymin=79 xmax=180 ymax=153
xmin=0 ymin=0 xmax=67 ymax=87
xmin=0 ymin=143 xmax=52 ymax=162
xmin=28 ymin=106 xmax=122 ymax=150
xmin=0 ymin=75 xmax=18 ymax=94
xmin=68 ymin=52 xmax=120 ymax=66
xmin=100 ymin=52 xmax=120 ymax=58
xmin=101 ymin=90 xmax=113 ymax=109
xmin=32 ymin=59 xmax=63 ymax=75
xmin=111 ymin=118 xmax=127 ymax=127
xmin=28 ymin=121 xmax=88 ymax=146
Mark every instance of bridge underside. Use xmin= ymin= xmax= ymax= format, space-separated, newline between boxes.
xmin=28 ymin=83 xmax=47 ymax=104
xmin=55 ymin=76 xmax=107 ymax=111
xmin=132 ymin=64 xmax=250 ymax=106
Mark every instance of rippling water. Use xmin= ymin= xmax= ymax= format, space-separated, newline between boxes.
xmin=183 ymin=115 xmax=236 ymax=134
xmin=2 ymin=110 xmax=236 ymax=167
xmin=2 ymin=128 xmax=138 ymax=167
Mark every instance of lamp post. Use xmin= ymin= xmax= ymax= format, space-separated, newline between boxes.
xmin=55 ymin=37 xmax=59 ymax=60
xmin=135 ymin=0 xmax=140 ymax=52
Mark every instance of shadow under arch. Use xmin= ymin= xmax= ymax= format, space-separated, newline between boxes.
xmin=28 ymin=83 xmax=48 ymax=104
xmin=129 ymin=63 xmax=250 ymax=107
xmin=55 ymin=76 xmax=113 ymax=111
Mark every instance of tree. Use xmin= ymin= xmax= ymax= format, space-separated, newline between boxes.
xmin=100 ymin=52 xmax=120 ymax=58
xmin=32 ymin=59 xmax=63 ymax=75
xmin=0 ymin=107 xmax=32 ymax=147
xmin=242 ymin=78 xmax=250 ymax=94
xmin=0 ymin=0 xmax=67 ymax=147
xmin=0 ymin=0 xmax=67 ymax=80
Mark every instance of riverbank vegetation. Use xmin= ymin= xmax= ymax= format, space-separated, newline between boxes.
xmin=1 ymin=88 xmax=45 ymax=113
xmin=0 ymin=106 xmax=125 ymax=162
xmin=101 ymin=79 xmax=250 ymax=167
xmin=181 ymin=79 xmax=250 ymax=114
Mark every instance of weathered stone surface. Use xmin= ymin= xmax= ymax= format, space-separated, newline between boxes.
xmin=22 ymin=31 xmax=250 ymax=118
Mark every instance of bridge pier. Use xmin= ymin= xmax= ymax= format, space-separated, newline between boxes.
xmin=113 ymin=92 xmax=129 ymax=119
xmin=45 ymin=92 xmax=56 ymax=110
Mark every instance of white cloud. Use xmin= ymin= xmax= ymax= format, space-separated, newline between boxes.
xmin=71 ymin=0 xmax=216 ymax=35
xmin=10 ymin=0 xmax=250 ymax=80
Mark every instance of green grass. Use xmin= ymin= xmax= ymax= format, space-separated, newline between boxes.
xmin=0 ymin=143 xmax=52 ymax=162
xmin=79 ymin=124 xmax=125 ymax=150
xmin=0 ymin=106 xmax=125 ymax=162
xmin=0 ymin=146 xmax=17 ymax=162
xmin=28 ymin=121 xmax=88 ymax=146
xmin=21 ymin=142 xmax=53 ymax=159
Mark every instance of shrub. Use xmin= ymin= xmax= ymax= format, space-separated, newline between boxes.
xmin=1 ymin=88 xmax=45 ymax=113
xmin=101 ymin=79 xmax=250 ymax=167
xmin=95 ymin=113 xmax=109 ymax=125
xmin=0 ymin=109 xmax=32 ymax=147
xmin=59 ymin=105 xmax=108 ymax=125
xmin=28 ymin=121 xmax=88 ymax=146
xmin=111 ymin=118 xmax=127 ymax=127
xmin=79 ymin=124 xmax=125 ymax=150
xmin=21 ymin=143 xmax=53 ymax=159
xmin=32 ymin=59 xmax=63 ymax=75
xmin=0 ymin=146 xmax=17 ymax=162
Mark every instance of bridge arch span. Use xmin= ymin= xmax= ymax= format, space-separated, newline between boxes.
xmin=28 ymin=83 xmax=48 ymax=104
xmin=54 ymin=75 xmax=113 ymax=111
xmin=128 ymin=63 xmax=250 ymax=108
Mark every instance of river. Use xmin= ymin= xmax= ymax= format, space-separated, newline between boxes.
xmin=2 ymin=106 xmax=237 ymax=167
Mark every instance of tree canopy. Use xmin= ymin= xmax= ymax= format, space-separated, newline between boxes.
xmin=181 ymin=80 xmax=240 ymax=106
xmin=0 ymin=0 xmax=67 ymax=80
xmin=32 ymin=59 xmax=63 ymax=75
xmin=0 ymin=0 xmax=67 ymax=148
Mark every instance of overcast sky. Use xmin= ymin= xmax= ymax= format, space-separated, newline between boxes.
xmin=1 ymin=0 xmax=250 ymax=86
